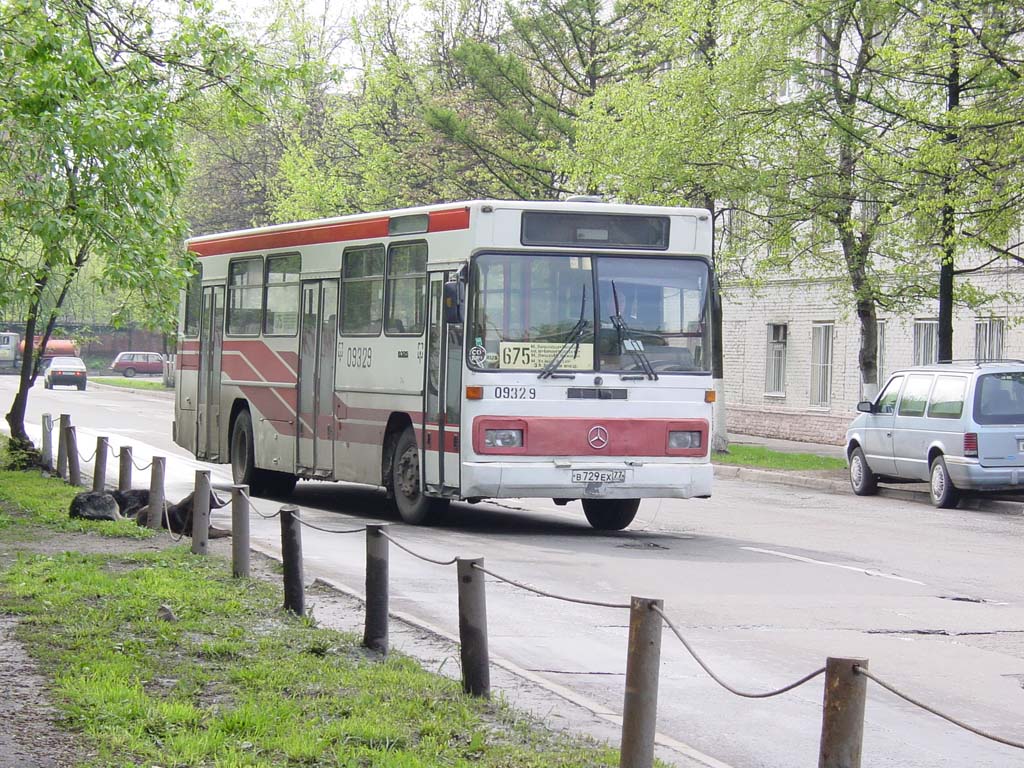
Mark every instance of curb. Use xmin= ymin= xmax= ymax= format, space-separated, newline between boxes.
xmin=712 ymin=465 xmax=1024 ymax=514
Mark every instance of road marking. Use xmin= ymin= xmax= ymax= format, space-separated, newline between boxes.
xmin=741 ymin=547 xmax=927 ymax=585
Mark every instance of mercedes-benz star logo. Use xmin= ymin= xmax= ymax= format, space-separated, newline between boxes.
xmin=587 ymin=425 xmax=609 ymax=450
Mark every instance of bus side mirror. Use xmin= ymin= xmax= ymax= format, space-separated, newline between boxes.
xmin=443 ymin=280 xmax=463 ymax=325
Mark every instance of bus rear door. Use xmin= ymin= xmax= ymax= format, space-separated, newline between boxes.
xmin=196 ymin=286 xmax=225 ymax=460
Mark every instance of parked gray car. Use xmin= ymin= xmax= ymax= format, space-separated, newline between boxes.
xmin=846 ymin=361 xmax=1024 ymax=507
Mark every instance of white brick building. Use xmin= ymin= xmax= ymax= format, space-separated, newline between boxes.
xmin=721 ymin=263 xmax=1024 ymax=444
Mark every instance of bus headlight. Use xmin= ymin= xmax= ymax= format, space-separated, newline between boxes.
xmin=668 ymin=430 xmax=702 ymax=450
xmin=484 ymin=429 xmax=523 ymax=448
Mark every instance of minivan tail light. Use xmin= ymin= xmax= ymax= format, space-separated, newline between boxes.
xmin=963 ymin=432 xmax=978 ymax=458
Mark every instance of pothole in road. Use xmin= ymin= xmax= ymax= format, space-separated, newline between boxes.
xmin=937 ymin=594 xmax=1008 ymax=605
xmin=616 ymin=542 xmax=670 ymax=550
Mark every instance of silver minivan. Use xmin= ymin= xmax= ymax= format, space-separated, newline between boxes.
xmin=846 ymin=362 xmax=1024 ymax=507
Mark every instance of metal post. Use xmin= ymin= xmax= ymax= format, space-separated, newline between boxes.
xmin=619 ymin=597 xmax=663 ymax=768
xmin=191 ymin=469 xmax=211 ymax=555
xmin=92 ymin=437 xmax=108 ymax=492
xmin=56 ymin=414 xmax=71 ymax=479
xmin=118 ymin=446 xmax=132 ymax=491
xmin=148 ymin=457 xmax=166 ymax=531
xmin=231 ymin=484 xmax=250 ymax=578
xmin=66 ymin=426 xmax=82 ymax=487
xmin=40 ymin=414 xmax=53 ymax=471
xmin=280 ymin=505 xmax=304 ymax=616
xmin=818 ymin=658 xmax=868 ymax=768
xmin=456 ymin=557 xmax=489 ymax=698
xmin=363 ymin=524 xmax=389 ymax=653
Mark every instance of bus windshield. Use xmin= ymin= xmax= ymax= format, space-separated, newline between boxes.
xmin=468 ymin=252 xmax=711 ymax=375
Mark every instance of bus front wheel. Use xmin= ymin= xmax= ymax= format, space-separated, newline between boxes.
xmin=391 ymin=427 xmax=448 ymax=525
xmin=582 ymin=498 xmax=640 ymax=531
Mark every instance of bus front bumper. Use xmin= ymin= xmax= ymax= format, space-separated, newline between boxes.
xmin=460 ymin=461 xmax=713 ymax=500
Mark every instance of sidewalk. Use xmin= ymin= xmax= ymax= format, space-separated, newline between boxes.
xmin=720 ymin=432 xmax=1024 ymax=513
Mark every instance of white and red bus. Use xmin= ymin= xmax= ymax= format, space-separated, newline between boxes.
xmin=174 ymin=199 xmax=715 ymax=530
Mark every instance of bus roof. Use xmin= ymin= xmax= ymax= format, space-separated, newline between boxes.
xmin=186 ymin=199 xmax=712 ymax=259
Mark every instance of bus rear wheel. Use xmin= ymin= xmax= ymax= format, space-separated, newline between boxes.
xmin=582 ymin=498 xmax=640 ymax=531
xmin=392 ymin=427 xmax=448 ymax=525
xmin=231 ymin=409 xmax=296 ymax=498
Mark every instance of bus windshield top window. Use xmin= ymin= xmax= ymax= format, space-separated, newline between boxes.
xmin=521 ymin=212 xmax=669 ymax=249
xmin=468 ymin=253 xmax=709 ymax=375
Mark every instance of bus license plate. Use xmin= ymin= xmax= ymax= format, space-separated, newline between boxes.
xmin=572 ymin=470 xmax=626 ymax=483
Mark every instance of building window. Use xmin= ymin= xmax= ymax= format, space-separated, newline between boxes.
xmin=975 ymin=317 xmax=1004 ymax=362
xmin=913 ymin=320 xmax=938 ymax=365
xmin=765 ymin=323 xmax=787 ymax=395
xmin=810 ymin=322 xmax=833 ymax=407
xmin=226 ymin=257 xmax=263 ymax=336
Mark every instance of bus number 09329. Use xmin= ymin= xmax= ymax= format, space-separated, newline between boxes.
xmin=344 ymin=346 xmax=373 ymax=368
xmin=494 ymin=386 xmax=536 ymax=400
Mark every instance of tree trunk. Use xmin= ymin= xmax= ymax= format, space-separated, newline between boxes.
xmin=856 ymin=299 xmax=879 ymax=400
xmin=937 ymin=28 xmax=960 ymax=363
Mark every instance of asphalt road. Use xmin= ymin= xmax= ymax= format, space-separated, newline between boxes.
xmin=3 ymin=376 xmax=1023 ymax=768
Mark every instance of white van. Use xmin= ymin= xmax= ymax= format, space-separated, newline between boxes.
xmin=0 ymin=332 xmax=19 ymax=370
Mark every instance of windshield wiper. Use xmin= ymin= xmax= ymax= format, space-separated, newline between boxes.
xmin=610 ymin=281 xmax=658 ymax=381
xmin=539 ymin=286 xmax=588 ymax=379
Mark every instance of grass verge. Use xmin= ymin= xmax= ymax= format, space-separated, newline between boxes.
xmin=91 ymin=376 xmax=170 ymax=391
xmin=713 ymin=443 xmax=847 ymax=471
xmin=0 ymin=439 xmax=625 ymax=768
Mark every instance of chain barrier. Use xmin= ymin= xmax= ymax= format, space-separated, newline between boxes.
xmin=238 ymin=489 xmax=281 ymax=519
xmin=292 ymin=515 xmax=365 ymax=535
xmin=654 ymin=605 xmax=826 ymax=699
xmin=471 ymin=562 xmax=631 ymax=609
xmin=161 ymin=501 xmax=187 ymax=543
xmin=78 ymin=448 xmax=97 ymax=464
xmin=128 ymin=453 xmax=153 ymax=471
xmin=379 ymin=529 xmax=457 ymax=566
xmin=854 ymin=665 xmax=1023 ymax=750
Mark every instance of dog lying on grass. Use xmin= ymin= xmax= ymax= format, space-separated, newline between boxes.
xmin=70 ymin=489 xmax=229 ymax=537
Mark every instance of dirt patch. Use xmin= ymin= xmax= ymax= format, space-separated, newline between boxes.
xmin=0 ymin=507 xmax=207 ymax=768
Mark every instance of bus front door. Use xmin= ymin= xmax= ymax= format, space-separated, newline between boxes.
xmin=423 ymin=273 xmax=462 ymax=495
xmin=196 ymin=285 xmax=224 ymax=460
xmin=297 ymin=279 xmax=338 ymax=476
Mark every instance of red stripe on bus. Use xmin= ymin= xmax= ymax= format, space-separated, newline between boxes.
xmin=221 ymin=355 xmax=260 ymax=382
xmin=222 ymin=340 xmax=297 ymax=383
xmin=428 ymin=207 xmax=470 ymax=232
xmin=188 ymin=206 xmax=472 ymax=257
xmin=189 ymin=217 xmax=390 ymax=257
xmin=240 ymin=386 xmax=297 ymax=427
xmin=472 ymin=417 xmax=708 ymax=457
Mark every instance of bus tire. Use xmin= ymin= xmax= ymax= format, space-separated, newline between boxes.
xmin=582 ymin=498 xmax=640 ymax=531
xmin=231 ymin=409 xmax=283 ymax=497
xmin=392 ymin=427 xmax=448 ymax=525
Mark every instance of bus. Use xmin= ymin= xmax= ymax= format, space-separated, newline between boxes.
xmin=174 ymin=199 xmax=715 ymax=530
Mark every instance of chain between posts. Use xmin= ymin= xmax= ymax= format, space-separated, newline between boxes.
xmin=379 ymin=529 xmax=458 ymax=566
xmin=471 ymin=562 xmax=632 ymax=609
xmin=653 ymin=605 xmax=827 ymax=698
xmin=237 ymin=489 xmax=281 ymax=519
xmin=292 ymin=516 xmax=366 ymax=535
xmin=854 ymin=666 xmax=1024 ymax=750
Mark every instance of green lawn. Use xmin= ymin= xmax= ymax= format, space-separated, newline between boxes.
xmin=0 ymin=439 xmax=630 ymax=768
xmin=713 ymin=443 xmax=848 ymax=471
xmin=91 ymin=375 xmax=170 ymax=391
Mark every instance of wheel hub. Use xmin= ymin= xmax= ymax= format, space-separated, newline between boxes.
xmin=851 ymin=456 xmax=864 ymax=485
xmin=396 ymin=447 xmax=419 ymax=498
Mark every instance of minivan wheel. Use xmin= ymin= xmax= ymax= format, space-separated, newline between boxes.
xmin=848 ymin=447 xmax=878 ymax=496
xmin=929 ymin=456 xmax=960 ymax=509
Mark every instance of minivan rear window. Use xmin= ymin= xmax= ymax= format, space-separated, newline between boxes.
xmin=974 ymin=372 xmax=1024 ymax=425
xmin=927 ymin=375 xmax=967 ymax=419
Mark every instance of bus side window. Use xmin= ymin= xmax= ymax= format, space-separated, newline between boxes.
xmin=341 ymin=245 xmax=385 ymax=336
xmin=226 ymin=257 xmax=263 ymax=336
